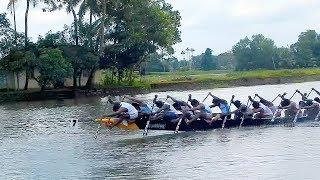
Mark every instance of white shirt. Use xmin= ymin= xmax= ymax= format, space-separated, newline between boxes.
xmin=269 ymin=106 xmax=277 ymax=114
xmin=121 ymin=102 xmax=139 ymax=119
xmin=260 ymin=103 xmax=273 ymax=116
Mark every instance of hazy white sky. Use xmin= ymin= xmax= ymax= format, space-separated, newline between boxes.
xmin=1 ymin=0 xmax=320 ymax=58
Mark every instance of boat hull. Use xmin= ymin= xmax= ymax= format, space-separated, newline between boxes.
xmin=135 ymin=116 xmax=311 ymax=132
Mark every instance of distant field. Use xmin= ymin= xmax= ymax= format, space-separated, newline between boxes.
xmin=142 ymin=68 xmax=320 ymax=84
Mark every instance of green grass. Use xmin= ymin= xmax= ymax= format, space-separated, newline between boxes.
xmin=141 ymin=68 xmax=320 ymax=85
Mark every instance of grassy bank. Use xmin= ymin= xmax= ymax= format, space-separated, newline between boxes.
xmin=142 ymin=69 xmax=320 ymax=85
xmin=2 ymin=68 xmax=320 ymax=102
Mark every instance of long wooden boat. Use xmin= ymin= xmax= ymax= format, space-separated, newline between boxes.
xmin=97 ymin=115 xmax=313 ymax=132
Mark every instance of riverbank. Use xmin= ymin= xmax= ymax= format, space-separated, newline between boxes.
xmin=145 ymin=69 xmax=320 ymax=92
xmin=1 ymin=68 xmax=320 ymax=102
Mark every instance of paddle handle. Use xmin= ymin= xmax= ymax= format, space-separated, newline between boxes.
xmin=202 ymin=93 xmax=210 ymax=102
xmin=222 ymin=96 xmax=234 ymax=129
xmin=239 ymin=115 xmax=245 ymax=128
xmin=174 ymin=118 xmax=183 ymax=134
xmin=143 ymin=95 xmax=157 ymax=136
xmin=315 ymin=112 xmax=320 ymax=121
xmin=306 ymin=89 xmax=314 ymax=98
xmin=292 ymin=109 xmax=301 ymax=124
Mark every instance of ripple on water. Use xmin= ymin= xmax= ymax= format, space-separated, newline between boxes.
xmin=1 ymin=81 xmax=320 ymax=179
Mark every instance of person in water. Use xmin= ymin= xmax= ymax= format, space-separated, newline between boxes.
xmin=124 ymin=96 xmax=152 ymax=115
xmin=231 ymin=98 xmax=253 ymax=119
xmin=208 ymin=92 xmax=231 ymax=122
xmin=151 ymin=99 xmax=183 ymax=123
xmin=106 ymin=101 xmax=139 ymax=128
xmin=186 ymin=94 xmax=212 ymax=124
xmin=248 ymin=96 xmax=273 ymax=119
xmin=255 ymin=94 xmax=277 ymax=114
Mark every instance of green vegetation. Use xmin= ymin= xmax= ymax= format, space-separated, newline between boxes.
xmin=140 ymin=68 xmax=320 ymax=86
xmin=142 ymin=31 xmax=320 ymax=74
xmin=0 ymin=0 xmax=181 ymax=91
xmin=100 ymin=68 xmax=320 ymax=90
xmin=1 ymin=0 xmax=320 ymax=96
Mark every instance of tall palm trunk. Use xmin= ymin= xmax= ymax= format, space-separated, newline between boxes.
xmin=71 ymin=8 xmax=79 ymax=46
xmin=99 ymin=0 xmax=106 ymax=54
xmin=89 ymin=10 xmax=93 ymax=49
xmin=24 ymin=0 xmax=30 ymax=90
xmin=12 ymin=0 xmax=17 ymax=44
xmin=16 ymin=72 xmax=19 ymax=90
xmin=71 ymin=7 xmax=79 ymax=88
xmin=25 ymin=0 xmax=30 ymax=49
xmin=73 ymin=70 xmax=77 ymax=88
xmin=86 ymin=0 xmax=106 ymax=89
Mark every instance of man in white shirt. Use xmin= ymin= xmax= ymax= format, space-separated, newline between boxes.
xmin=106 ymin=102 xmax=139 ymax=128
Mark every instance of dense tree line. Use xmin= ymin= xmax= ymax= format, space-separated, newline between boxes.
xmin=0 ymin=0 xmax=181 ymax=90
xmin=233 ymin=31 xmax=320 ymax=70
xmin=144 ymin=30 xmax=320 ymax=73
xmin=141 ymin=49 xmax=234 ymax=73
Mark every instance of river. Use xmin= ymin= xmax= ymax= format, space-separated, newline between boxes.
xmin=1 ymin=81 xmax=320 ymax=179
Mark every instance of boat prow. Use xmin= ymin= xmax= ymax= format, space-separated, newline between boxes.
xmin=96 ymin=118 xmax=140 ymax=131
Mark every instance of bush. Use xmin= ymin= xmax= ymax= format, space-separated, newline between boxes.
xmin=36 ymin=48 xmax=72 ymax=89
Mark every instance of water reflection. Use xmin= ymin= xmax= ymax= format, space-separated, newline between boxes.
xmin=1 ymin=81 xmax=320 ymax=179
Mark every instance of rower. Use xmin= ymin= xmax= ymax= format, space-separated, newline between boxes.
xmin=106 ymin=102 xmax=139 ymax=128
xmin=186 ymin=95 xmax=212 ymax=124
xmin=167 ymin=95 xmax=194 ymax=120
xmin=296 ymin=90 xmax=308 ymax=101
xmin=278 ymin=98 xmax=301 ymax=118
xmin=248 ymin=96 xmax=273 ymax=118
xmin=251 ymin=101 xmax=273 ymax=119
xmin=231 ymin=99 xmax=253 ymax=119
xmin=151 ymin=100 xmax=183 ymax=123
xmin=255 ymin=94 xmax=277 ymax=113
xmin=208 ymin=92 xmax=231 ymax=122
xmin=312 ymin=88 xmax=320 ymax=103
xmin=124 ymin=96 xmax=152 ymax=115
xmin=301 ymin=99 xmax=320 ymax=119
xmin=296 ymin=90 xmax=310 ymax=109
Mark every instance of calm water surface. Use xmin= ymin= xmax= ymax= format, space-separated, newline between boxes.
xmin=1 ymin=81 xmax=320 ymax=179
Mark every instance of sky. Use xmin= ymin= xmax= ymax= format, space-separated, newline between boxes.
xmin=1 ymin=0 xmax=320 ymax=58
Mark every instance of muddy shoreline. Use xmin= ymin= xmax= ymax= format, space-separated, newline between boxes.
xmin=1 ymin=75 xmax=319 ymax=103
xmin=82 ymin=75 xmax=320 ymax=97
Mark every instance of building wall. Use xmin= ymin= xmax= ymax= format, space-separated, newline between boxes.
xmin=0 ymin=71 xmax=7 ymax=89
xmin=2 ymin=70 xmax=104 ymax=90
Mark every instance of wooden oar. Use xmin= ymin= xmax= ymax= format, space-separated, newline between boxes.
xmin=271 ymin=95 xmax=280 ymax=103
xmin=289 ymin=91 xmax=298 ymax=100
xmin=271 ymin=92 xmax=296 ymax=122
xmin=143 ymin=95 xmax=157 ymax=136
xmin=94 ymin=123 xmax=102 ymax=139
xmin=314 ymin=111 xmax=320 ymax=121
xmin=222 ymin=96 xmax=234 ymax=129
xmin=306 ymin=89 xmax=314 ymax=98
xmin=174 ymin=97 xmax=190 ymax=134
xmin=240 ymin=95 xmax=257 ymax=128
xmin=174 ymin=118 xmax=183 ymax=134
xmin=292 ymin=109 xmax=301 ymax=126
xmin=202 ymin=93 xmax=210 ymax=103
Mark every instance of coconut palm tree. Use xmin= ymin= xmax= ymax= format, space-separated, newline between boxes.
xmin=60 ymin=0 xmax=82 ymax=46
xmin=23 ymin=0 xmax=57 ymax=90
xmin=7 ymin=0 xmax=18 ymax=44
xmin=79 ymin=0 xmax=100 ymax=49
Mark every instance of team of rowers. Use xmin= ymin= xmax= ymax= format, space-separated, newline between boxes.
xmin=105 ymin=88 xmax=320 ymax=128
